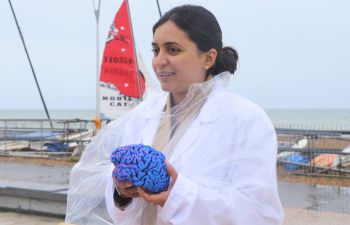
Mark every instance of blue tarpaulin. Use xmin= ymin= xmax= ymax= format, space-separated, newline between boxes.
xmin=44 ymin=142 xmax=69 ymax=152
xmin=284 ymin=155 xmax=309 ymax=170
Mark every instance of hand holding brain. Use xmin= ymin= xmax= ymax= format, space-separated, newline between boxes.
xmin=111 ymin=144 xmax=170 ymax=194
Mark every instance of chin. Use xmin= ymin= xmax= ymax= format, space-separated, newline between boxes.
xmin=160 ymin=84 xmax=172 ymax=93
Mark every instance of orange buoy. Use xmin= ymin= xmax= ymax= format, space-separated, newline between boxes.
xmin=93 ymin=116 xmax=101 ymax=130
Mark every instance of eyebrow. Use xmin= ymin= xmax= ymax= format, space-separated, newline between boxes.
xmin=151 ymin=41 xmax=182 ymax=47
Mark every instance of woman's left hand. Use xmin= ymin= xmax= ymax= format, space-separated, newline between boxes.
xmin=138 ymin=161 xmax=178 ymax=207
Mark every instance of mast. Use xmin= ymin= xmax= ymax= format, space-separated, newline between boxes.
xmin=8 ymin=0 xmax=53 ymax=127
xmin=126 ymin=0 xmax=143 ymax=100
xmin=92 ymin=0 xmax=101 ymax=118
xmin=156 ymin=0 xmax=162 ymax=17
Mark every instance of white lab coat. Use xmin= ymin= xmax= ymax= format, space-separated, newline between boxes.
xmin=105 ymin=83 xmax=284 ymax=225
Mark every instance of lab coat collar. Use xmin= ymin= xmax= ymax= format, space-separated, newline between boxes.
xmin=142 ymin=81 xmax=225 ymax=123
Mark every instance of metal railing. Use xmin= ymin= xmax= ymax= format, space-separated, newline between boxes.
xmin=276 ymin=125 xmax=350 ymax=180
xmin=276 ymin=125 xmax=350 ymax=225
xmin=0 ymin=119 xmax=99 ymax=156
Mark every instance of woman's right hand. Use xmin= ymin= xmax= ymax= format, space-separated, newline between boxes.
xmin=113 ymin=178 xmax=139 ymax=198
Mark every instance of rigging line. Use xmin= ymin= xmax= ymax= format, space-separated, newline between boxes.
xmin=156 ymin=0 xmax=162 ymax=17
xmin=92 ymin=0 xmax=101 ymax=117
xmin=8 ymin=0 xmax=53 ymax=128
xmin=126 ymin=0 xmax=143 ymax=101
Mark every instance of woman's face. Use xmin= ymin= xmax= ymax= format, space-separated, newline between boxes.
xmin=152 ymin=21 xmax=208 ymax=99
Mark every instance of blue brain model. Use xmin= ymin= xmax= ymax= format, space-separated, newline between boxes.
xmin=111 ymin=144 xmax=170 ymax=193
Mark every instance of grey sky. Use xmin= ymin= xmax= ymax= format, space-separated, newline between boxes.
xmin=0 ymin=0 xmax=349 ymax=110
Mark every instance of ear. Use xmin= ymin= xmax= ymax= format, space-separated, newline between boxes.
xmin=204 ymin=48 xmax=217 ymax=67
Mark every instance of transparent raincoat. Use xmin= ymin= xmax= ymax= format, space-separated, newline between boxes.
xmin=65 ymin=72 xmax=284 ymax=225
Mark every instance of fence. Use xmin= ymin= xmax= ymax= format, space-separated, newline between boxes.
xmin=275 ymin=124 xmax=350 ymax=225
xmin=0 ymin=119 xmax=100 ymax=157
xmin=276 ymin=126 xmax=350 ymax=180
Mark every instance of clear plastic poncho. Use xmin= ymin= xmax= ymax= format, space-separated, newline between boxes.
xmin=66 ymin=72 xmax=275 ymax=224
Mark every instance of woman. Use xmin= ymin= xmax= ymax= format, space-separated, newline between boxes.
xmin=65 ymin=4 xmax=284 ymax=225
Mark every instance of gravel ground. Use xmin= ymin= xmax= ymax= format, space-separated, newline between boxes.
xmin=0 ymin=211 xmax=64 ymax=225
xmin=1 ymin=156 xmax=349 ymax=225
xmin=283 ymin=208 xmax=350 ymax=225
xmin=1 ymin=209 xmax=349 ymax=225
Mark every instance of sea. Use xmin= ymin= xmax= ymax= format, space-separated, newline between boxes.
xmin=0 ymin=109 xmax=350 ymax=130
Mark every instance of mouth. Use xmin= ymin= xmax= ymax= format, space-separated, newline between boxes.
xmin=158 ymin=72 xmax=175 ymax=78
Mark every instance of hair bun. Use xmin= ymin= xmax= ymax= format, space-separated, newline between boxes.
xmin=222 ymin=47 xmax=238 ymax=74
xmin=211 ymin=46 xmax=239 ymax=75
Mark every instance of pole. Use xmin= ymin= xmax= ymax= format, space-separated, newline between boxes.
xmin=8 ymin=0 xmax=53 ymax=128
xmin=92 ymin=0 xmax=101 ymax=118
xmin=156 ymin=0 xmax=162 ymax=17
xmin=126 ymin=0 xmax=143 ymax=100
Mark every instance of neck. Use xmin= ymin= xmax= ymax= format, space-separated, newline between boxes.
xmin=170 ymin=75 xmax=212 ymax=106
xmin=170 ymin=92 xmax=187 ymax=106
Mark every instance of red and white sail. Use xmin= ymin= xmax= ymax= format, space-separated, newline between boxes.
xmin=99 ymin=0 xmax=146 ymax=119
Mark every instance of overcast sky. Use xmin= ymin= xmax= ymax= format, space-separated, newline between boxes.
xmin=0 ymin=0 xmax=349 ymax=110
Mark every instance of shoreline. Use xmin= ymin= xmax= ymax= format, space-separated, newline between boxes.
xmin=0 ymin=155 xmax=76 ymax=167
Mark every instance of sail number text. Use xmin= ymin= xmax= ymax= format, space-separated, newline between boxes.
xmin=104 ymin=56 xmax=133 ymax=64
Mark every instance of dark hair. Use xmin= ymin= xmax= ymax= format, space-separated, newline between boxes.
xmin=153 ymin=5 xmax=238 ymax=76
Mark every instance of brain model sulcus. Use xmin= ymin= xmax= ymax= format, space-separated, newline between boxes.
xmin=111 ymin=144 xmax=170 ymax=193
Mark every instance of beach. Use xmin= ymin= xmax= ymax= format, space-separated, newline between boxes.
xmin=1 ymin=208 xmax=349 ymax=225
xmin=283 ymin=208 xmax=350 ymax=225
xmin=0 ymin=211 xmax=63 ymax=225
xmin=1 ymin=156 xmax=350 ymax=225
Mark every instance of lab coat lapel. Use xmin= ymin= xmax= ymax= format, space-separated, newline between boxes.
xmin=142 ymin=112 xmax=201 ymax=160
xmin=142 ymin=117 xmax=160 ymax=146
xmin=141 ymin=86 xmax=222 ymax=162
xmin=169 ymin=117 xmax=201 ymax=163
xmin=169 ymin=88 xmax=224 ymax=162
xmin=141 ymin=94 xmax=167 ymax=146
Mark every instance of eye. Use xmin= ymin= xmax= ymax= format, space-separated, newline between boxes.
xmin=168 ymin=47 xmax=180 ymax=55
xmin=151 ymin=47 xmax=159 ymax=56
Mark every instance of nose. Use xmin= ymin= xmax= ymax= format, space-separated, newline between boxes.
xmin=152 ymin=51 xmax=168 ymax=70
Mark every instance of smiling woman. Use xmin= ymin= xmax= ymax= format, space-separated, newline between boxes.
xmin=151 ymin=20 xmax=214 ymax=104
xmin=65 ymin=4 xmax=283 ymax=225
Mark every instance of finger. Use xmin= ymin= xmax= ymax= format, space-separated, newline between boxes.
xmin=138 ymin=187 xmax=156 ymax=203
xmin=138 ymin=187 xmax=168 ymax=206
xmin=137 ymin=187 xmax=148 ymax=198
xmin=117 ymin=182 xmax=134 ymax=189
xmin=124 ymin=186 xmax=138 ymax=196
xmin=128 ymin=193 xmax=140 ymax=198
xmin=166 ymin=161 xmax=177 ymax=178
xmin=123 ymin=192 xmax=139 ymax=198
xmin=125 ymin=185 xmax=138 ymax=191
xmin=165 ymin=161 xmax=173 ymax=174
xmin=165 ymin=161 xmax=178 ymax=186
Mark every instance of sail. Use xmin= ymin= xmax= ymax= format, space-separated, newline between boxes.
xmin=99 ymin=0 xmax=146 ymax=119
